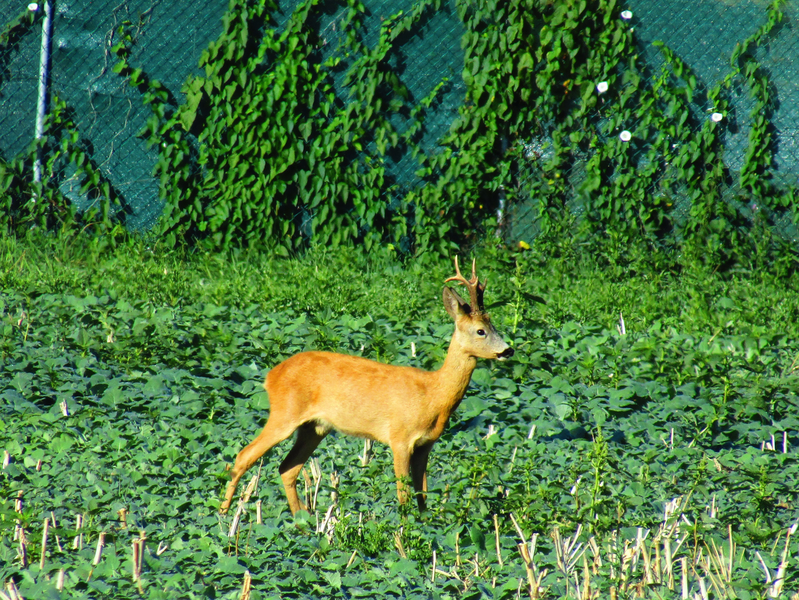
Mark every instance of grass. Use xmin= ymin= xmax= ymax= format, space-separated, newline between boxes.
xmin=2 ymin=231 xmax=799 ymax=598
xmin=2 ymin=232 xmax=798 ymax=334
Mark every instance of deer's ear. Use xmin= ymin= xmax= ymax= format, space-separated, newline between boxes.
xmin=443 ymin=286 xmax=470 ymax=319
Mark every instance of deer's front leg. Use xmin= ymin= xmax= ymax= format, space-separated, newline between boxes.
xmin=221 ymin=417 xmax=295 ymax=513
xmin=391 ymin=446 xmax=412 ymax=505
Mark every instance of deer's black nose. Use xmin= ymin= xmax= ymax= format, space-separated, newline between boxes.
xmin=498 ymin=347 xmax=514 ymax=359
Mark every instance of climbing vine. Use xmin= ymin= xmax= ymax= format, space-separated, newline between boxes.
xmin=480 ymin=0 xmax=794 ymax=270
xmin=0 ymin=92 xmax=122 ymax=235
xmin=113 ymin=0 xmax=449 ymax=254
xmin=0 ymin=5 xmax=124 ymax=237
xmin=1 ymin=0 xmax=795 ymax=267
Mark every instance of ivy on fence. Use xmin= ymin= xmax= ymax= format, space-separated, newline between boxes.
xmin=0 ymin=0 xmax=796 ymax=268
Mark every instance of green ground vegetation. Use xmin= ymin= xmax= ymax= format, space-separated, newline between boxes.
xmin=1 ymin=233 xmax=799 ymax=598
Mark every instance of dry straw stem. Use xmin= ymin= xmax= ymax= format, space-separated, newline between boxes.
xmin=228 ymin=469 xmax=261 ymax=538
xmin=308 ymin=457 xmax=323 ymax=511
xmin=4 ymin=578 xmax=22 ymax=600
xmin=581 ymin=553 xmax=591 ymax=600
xmin=132 ymin=531 xmax=146 ymax=584
xmin=512 ymin=513 xmax=547 ymax=599
xmin=316 ymin=504 xmax=337 ymax=541
xmin=49 ymin=512 xmax=63 ymax=552
xmin=39 ymin=518 xmax=49 ymax=570
xmin=394 ymin=527 xmax=407 ymax=558
xmin=455 ymin=530 xmax=461 ymax=567
xmin=493 ymin=514 xmax=503 ymax=566
xmin=92 ymin=532 xmax=106 ymax=567
xmin=359 ymin=439 xmax=374 ymax=466
xmin=518 ymin=542 xmax=547 ymax=600
xmin=553 ymin=525 xmax=587 ymax=582
xmin=73 ymin=514 xmax=84 ymax=550
xmin=769 ymin=523 xmax=797 ymax=598
xmin=701 ymin=525 xmax=736 ymax=597
xmin=508 ymin=445 xmax=518 ymax=473
xmin=330 ymin=470 xmax=340 ymax=505
xmin=16 ymin=526 xmax=27 ymax=568
xmin=680 ymin=557 xmax=689 ymax=599
xmin=239 ymin=570 xmax=252 ymax=600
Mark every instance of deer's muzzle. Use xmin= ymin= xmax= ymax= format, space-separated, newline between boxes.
xmin=497 ymin=347 xmax=515 ymax=360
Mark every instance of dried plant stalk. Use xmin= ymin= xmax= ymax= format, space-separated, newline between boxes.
xmin=17 ymin=526 xmax=27 ymax=568
xmin=359 ymin=439 xmax=374 ymax=467
xmin=228 ymin=472 xmax=259 ymax=538
xmin=519 ymin=542 xmax=537 ymax=600
xmin=92 ymin=532 xmax=105 ymax=566
xmin=39 ymin=517 xmax=49 ymax=570
xmin=239 ymin=570 xmax=252 ymax=600
xmin=394 ymin=528 xmax=407 ymax=559
xmin=680 ymin=557 xmax=688 ymax=599
xmin=132 ymin=540 xmax=140 ymax=582
xmin=493 ymin=514 xmax=503 ymax=567
xmin=73 ymin=514 xmax=84 ymax=550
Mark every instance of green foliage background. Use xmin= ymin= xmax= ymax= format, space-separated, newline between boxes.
xmin=1 ymin=0 xmax=797 ymax=268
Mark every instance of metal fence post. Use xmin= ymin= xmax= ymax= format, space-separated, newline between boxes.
xmin=33 ymin=0 xmax=54 ymax=192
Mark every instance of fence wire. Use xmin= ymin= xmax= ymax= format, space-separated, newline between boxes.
xmin=1 ymin=0 xmax=798 ymax=243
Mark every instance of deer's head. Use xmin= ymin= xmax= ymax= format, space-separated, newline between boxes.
xmin=443 ymin=258 xmax=514 ymax=361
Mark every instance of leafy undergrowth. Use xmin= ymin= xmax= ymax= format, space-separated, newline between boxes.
xmin=2 ymin=237 xmax=799 ymax=598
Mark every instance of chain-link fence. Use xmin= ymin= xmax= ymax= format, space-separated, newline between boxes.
xmin=507 ymin=0 xmax=799 ymax=246
xmin=0 ymin=0 xmax=469 ymax=233
xmin=633 ymin=0 xmax=799 ymax=245
xmin=1 ymin=1 xmax=229 ymax=229
xmin=1 ymin=0 xmax=797 ymax=242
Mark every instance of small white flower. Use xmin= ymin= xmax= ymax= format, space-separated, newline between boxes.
xmin=28 ymin=3 xmax=38 ymax=10
xmin=619 ymin=130 xmax=632 ymax=142
xmin=711 ymin=112 xmax=724 ymax=122
xmin=596 ymin=81 xmax=609 ymax=94
xmin=621 ymin=10 xmax=633 ymax=19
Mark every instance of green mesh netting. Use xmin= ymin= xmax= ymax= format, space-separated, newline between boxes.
xmin=1 ymin=0 xmax=797 ymax=242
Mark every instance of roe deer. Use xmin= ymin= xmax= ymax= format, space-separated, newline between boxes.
xmin=220 ymin=258 xmax=514 ymax=515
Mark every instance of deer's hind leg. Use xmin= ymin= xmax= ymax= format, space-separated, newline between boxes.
xmin=221 ymin=417 xmax=297 ymax=513
xmin=279 ymin=421 xmax=330 ymax=515
xmin=410 ymin=442 xmax=434 ymax=512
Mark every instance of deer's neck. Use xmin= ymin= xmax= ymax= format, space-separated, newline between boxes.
xmin=432 ymin=336 xmax=478 ymax=413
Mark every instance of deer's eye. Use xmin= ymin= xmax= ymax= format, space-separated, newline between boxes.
xmin=477 ymin=329 xmax=486 ymax=336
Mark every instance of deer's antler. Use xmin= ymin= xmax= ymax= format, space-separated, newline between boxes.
xmin=445 ymin=257 xmax=486 ymax=315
